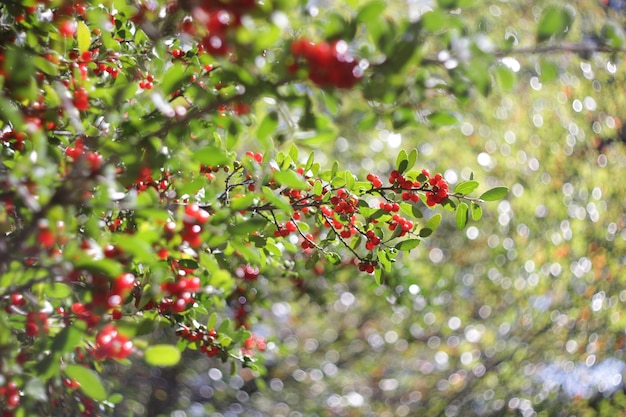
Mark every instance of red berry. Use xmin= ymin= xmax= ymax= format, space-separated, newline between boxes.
xmin=11 ymin=293 xmax=26 ymax=307
xmin=58 ymin=20 xmax=77 ymax=37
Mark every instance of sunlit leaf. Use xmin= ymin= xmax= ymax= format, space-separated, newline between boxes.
xmin=274 ymin=170 xmax=308 ymax=190
xmin=144 ymin=345 xmax=182 ymax=367
xmin=65 ymin=365 xmax=108 ymax=401
xmin=77 ymin=21 xmax=91 ymax=54
xmin=395 ymin=239 xmax=420 ymax=250
xmin=51 ymin=324 xmax=84 ymax=354
xmin=428 ymin=112 xmax=459 ymax=127
xmin=454 ymin=180 xmax=479 ymax=195
xmin=357 ymin=1 xmax=386 ymax=23
xmin=194 ymin=146 xmax=230 ymax=166
xmin=324 ymin=252 xmax=341 ymax=265
xmin=396 ymin=149 xmax=409 ymax=174
xmin=536 ymin=6 xmax=573 ymax=42
xmin=420 ymin=213 xmax=441 ymax=237
xmin=494 ymin=65 xmax=516 ymax=91
xmin=480 ymin=186 xmax=509 ymax=201
xmin=456 ymin=202 xmax=469 ymax=230
xmin=471 ymin=202 xmax=483 ymax=221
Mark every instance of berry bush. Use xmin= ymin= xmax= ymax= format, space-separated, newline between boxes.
xmin=1 ymin=0 xmax=622 ymax=415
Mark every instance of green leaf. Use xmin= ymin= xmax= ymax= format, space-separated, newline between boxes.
xmin=51 ymin=324 xmax=84 ymax=354
xmin=421 ymin=10 xmax=447 ymax=32
xmin=313 ymin=180 xmax=323 ymax=196
xmin=230 ymin=193 xmax=257 ymax=211
xmin=428 ymin=112 xmax=459 ymax=127
xmin=419 ymin=213 xmax=441 ymax=237
xmin=374 ymin=267 xmax=382 ymax=285
xmin=257 ymin=112 xmax=278 ymax=144
xmin=113 ymin=233 xmax=155 ymax=263
xmin=262 ymin=186 xmax=293 ymax=213
xmin=32 ymin=56 xmax=58 ymax=76
xmin=288 ymin=143 xmax=299 ymax=163
xmin=39 ymin=282 xmax=72 ymax=298
xmin=160 ymin=62 xmax=187 ymax=96
xmin=536 ymin=6 xmax=573 ymax=43
xmin=331 ymin=161 xmax=339 ymax=178
xmin=324 ymin=252 xmax=341 ymax=265
xmin=479 ymin=186 xmax=509 ymax=201
xmin=65 ymin=365 xmax=108 ymax=401
xmin=377 ymin=249 xmax=392 ymax=272
xmin=539 ymin=59 xmax=559 ymax=83
xmin=395 ymin=239 xmax=420 ymax=251
xmin=456 ymin=202 xmax=469 ymax=230
xmin=194 ymin=146 xmax=230 ymax=166
xmin=34 ymin=354 xmax=60 ymax=380
xmin=305 ymin=151 xmax=315 ymax=170
xmin=207 ymin=312 xmax=218 ymax=330
xmin=602 ymin=23 xmax=624 ymax=49
xmin=437 ymin=0 xmax=458 ymax=9
xmin=218 ymin=318 xmax=232 ymax=333
xmin=208 ymin=269 xmax=234 ymax=293
xmin=229 ymin=218 xmax=267 ymax=235
xmin=407 ymin=149 xmax=418 ymax=171
xmin=77 ymin=21 xmax=91 ymax=54
xmin=73 ymin=258 xmax=122 ymax=278
xmin=471 ymin=202 xmax=483 ymax=221
xmin=357 ymin=1 xmax=386 ymax=23
xmin=345 ymin=172 xmax=356 ymax=191
xmin=219 ymin=334 xmax=233 ymax=348
xmin=454 ymin=180 xmax=479 ymax=195
xmin=396 ymin=149 xmax=408 ymax=174
xmin=108 ymin=393 xmax=124 ymax=404
xmin=494 ymin=65 xmax=516 ymax=91
xmin=273 ymin=170 xmax=308 ymax=190
xmin=144 ymin=345 xmax=182 ymax=367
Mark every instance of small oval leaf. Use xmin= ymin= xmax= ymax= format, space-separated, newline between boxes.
xmin=480 ymin=186 xmax=509 ymax=201
xmin=395 ymin=149 xmax=408 ymax=173
xmin=77 ymin=21 xmax=91 ymax=54
xmin=456 ymin=202 xmax=469 ymax=230
xmin=471 ymin=203 xmax=483 ymax=221
xmin=145 ymin=345 xmax=182 ymax=367
xmin=395 ymin=239 xmax=420 ymax=251
xmin=65 ymin=365 xmax=108 ymax=401
xmin=454 ymin=180 xmax=479 ymax=195
xmin=536 ymin=6 xmax=573 ymax=43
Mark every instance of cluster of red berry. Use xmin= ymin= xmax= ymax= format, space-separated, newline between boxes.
xmin=91 ymin=324 xmax=133 ymax=360
xmin=176 ymin=325 xmax=220 ymax=357
xmin=0 ymin=380 xmax=21 ymax=410
xmin=138 ymin=73 xmax=154 ymax=90
xmin=273 ymin=220 xmax=298 ymax=237
xmin=319 ymin=188 xmax=360 ymax=239
xmin=188 ymin=0 xmax=257 ymax=56
xmin=67 ymin=271 xmax=135 ymax=324
xmin=72 ymin=86 xmax=90 ymax=112
xmin=388 ymin=169 xmax=422 ymax=202
xmin=25 ymin=311 xmax=49 ymax=337
xmin=65 ymin=139 xmax=103 ymax=174
xmin=1 ymin=130 xmax=26 ymax=151
xmin=241 ymin=334 xmax=267 ymax=357
xmin=423 ymin=171 xmax=450 ymax=206
xmin=181 ymin=203 xmax=210 ymax=248
xmin=290 ymin=38 xmax=364 ymax=88
xmin=235 ymin=264 xmax=260 ymax=281
xmin=159 ymin=275 xmax=201 ymax=314
xmin=130 ymin=167 xmax=171 ymax=194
